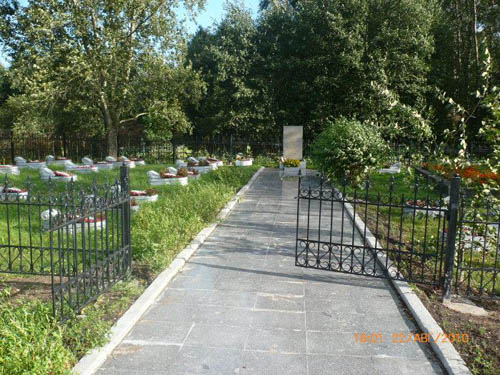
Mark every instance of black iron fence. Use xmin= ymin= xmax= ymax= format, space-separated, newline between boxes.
xmin=0 ymin=131 xmax=283 ymax=164
xmin=296 ymin=172 xmax=500 ymax=300
xmin=122 ymin=136 xmax=283 ymax=164
xmin=0 ymin=166 xmax=131 ymax=321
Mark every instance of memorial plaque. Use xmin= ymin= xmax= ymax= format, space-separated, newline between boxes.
xmin=283 ymin=126 xmax=303 ymax=160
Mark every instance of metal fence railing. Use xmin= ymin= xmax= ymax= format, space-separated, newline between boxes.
xmin=0 ymin=166 xmax=131 ymax=321
xmin=296 ymin=171 xmax=500 ymax=300
xmin=0 ymin=131 xmax=284 ymax=165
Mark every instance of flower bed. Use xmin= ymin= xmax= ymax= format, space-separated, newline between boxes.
xmin=0 ymin=165 xmax=20 ymax=175
xmin=404 ymin=199 xmax=446 ymax=218
xmin=279 ymin=158 xmax=306 ymax=176
xmin=422 ymin=162 xmax=499 ymax=185
xmin=41 ymin=210 xmax=106 ymax=231
xmin=65 ymin=162 xmax=99 ymax=174
xmin=187 ymin=169 xmax=200 ymax=179
xmin=0 ymin=186 xmax=28 ymax=200
xmin=130 ymin=158 xmax=146 ymax=166
xmin=46 ymin=156 xmax=72 ymax=166
xmin=23 ymin=160 xmax=47 ymax=169
xmin=114 ymin=158 xmax=136 ymax=168
xmin=130 ymin=200 xmax=140 ymax=212
xmin=187 ymin=158 xmax=217 ymax=174
xmin=95 ymin=161 xmax=115 ymax=170
xmin=40 ymin=168 xmax=77 ymax=182
xmin=235 ymin=159 xmax=253 ymax=167
xmin=207 ymin=157 xmax=223 ymax=167
xmin=147 ymin=169 xmax=188 ymax=186
xmin=130 ymin=189 xmax=159 ymax=203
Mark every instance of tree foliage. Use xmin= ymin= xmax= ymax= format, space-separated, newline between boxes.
xmin=0 ymin=0 xmax=205 ymax=155
xmin=187 ymin=0 xmax=437 ymax=144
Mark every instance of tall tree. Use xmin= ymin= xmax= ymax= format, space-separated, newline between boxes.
xmin=187 ymin=3 xmax=273 ymax=140
xmin=0 ymin=0 xmax=205 ymax=155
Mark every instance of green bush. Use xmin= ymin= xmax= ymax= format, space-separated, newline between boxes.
xmin=0 ymin=297 xmax=73 ymax=375
xmin=311 ymin=118 xmax=388 ymax=182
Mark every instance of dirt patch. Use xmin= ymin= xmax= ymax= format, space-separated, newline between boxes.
xmin=0 ymin=274 xmax=53 ymax=302
xmin=417 ymin=285 xmax=500 ymax=375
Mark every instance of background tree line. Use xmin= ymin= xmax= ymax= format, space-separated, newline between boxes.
xmin=0 ymin=0 xmax=498 ymax=155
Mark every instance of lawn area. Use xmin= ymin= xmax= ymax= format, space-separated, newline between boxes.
xmin=0 ymin=164 xmax=260 ymax=375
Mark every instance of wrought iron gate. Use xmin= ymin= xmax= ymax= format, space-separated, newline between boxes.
xmin=295 ymin=172 xmax=452 ymax=288
xmin=47 ymin=168 xmax=131 ymax=321
xmin=296 ymin=171 xmax=500 ymax=299
xmin=1 ymin=166 xmax=132 ymax=321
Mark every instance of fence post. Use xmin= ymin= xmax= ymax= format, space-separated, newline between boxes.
xmin=172 ymin=139 xmax=176 ymax=164
xmin=120 ymin=165 xmax=132 ymax=270
xmin=229 ymin=134 xmax=233 ymax=158
xmin=442 ymin=174 xmax=460 ymax=302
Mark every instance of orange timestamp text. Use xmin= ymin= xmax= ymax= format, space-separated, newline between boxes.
xmin=354 ymin=332 xmax=469 ymax=344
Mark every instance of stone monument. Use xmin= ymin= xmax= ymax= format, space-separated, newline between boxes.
xmin=282 ymin=126 xmax=306 ymax=176
xmin=283 ymin=126 xmax=303 ymax=160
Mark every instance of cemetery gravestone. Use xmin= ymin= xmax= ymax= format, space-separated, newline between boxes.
xmin=283 ymin=126 xmax=303 ymax=160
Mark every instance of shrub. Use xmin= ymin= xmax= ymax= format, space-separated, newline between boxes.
xmin=311 ymin=117 xmax=388 ymax=182
xmin=0 ymin=297 xmax=73 ymax=375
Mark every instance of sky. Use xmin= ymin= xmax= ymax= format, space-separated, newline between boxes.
xmin=183 ymin=0 xmax=260 ymax=33
xmin=0 ymin=0 xmax=261 ymax=66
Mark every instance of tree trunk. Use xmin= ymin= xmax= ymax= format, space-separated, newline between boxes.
xmin=99 ymin=91 xmax=118 ymax=157
xmin=107 ymin=126 xmax=118 ymax=157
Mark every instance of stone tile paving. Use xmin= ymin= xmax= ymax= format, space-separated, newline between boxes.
xmin=97 ymin=169 xmax=444 ymax=375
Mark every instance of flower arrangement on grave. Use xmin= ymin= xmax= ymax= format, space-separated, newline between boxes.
xmin=160 ymin=169 xmax=185 ymax=178
xmin=131 ymin=188 xmax=158 ymax=197
xmin=406 ymin=199 xmax=442 ymax=209
xmin=131 ymin=189 xmax=159 ymax=203
xmin=198 ymin=159 xmax=210 ymax=167
xmin=83 ymin=213 xmax=106 ymax=224
xmin=236 ymin=153 xmax=252 ymax=161
xmin=3 ymin=187 xmax=28 ymax=194
xmin=54 ymin=170 xmax=75 ymax=178
xmin=282 ymin=158 xmax=301 ymax=168
xmin=177 ymin=168 xmax=189 ymax=177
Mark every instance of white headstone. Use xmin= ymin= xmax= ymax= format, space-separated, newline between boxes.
xmin=82 ymin=157 xmax=93 ymax=165
xmin=105 ymin=156 xmax=117 ymax=162
xmin=283 ymin=126 xmax=303 ymax=160
xmin=40 ymin=167 xmax=54 ymax=177
xmin=168 ymin=167 xmax=178 ymax=175
xmin=187 ymin=157 xmax=199 ymax=164
xmin=46 ymin=155 xmax=55 ymax=162
xmin=147 ymin=170 xmax=160 ymax=179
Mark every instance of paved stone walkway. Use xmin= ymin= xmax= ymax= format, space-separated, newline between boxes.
xmin=97 ymin=169 xmax=443 ymax=375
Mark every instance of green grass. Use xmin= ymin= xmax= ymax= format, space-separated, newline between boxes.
xmin=0 ymin=164 xmax=259 ymax=375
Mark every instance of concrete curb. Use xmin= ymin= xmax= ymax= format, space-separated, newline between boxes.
xmin=342 ymin=201 xmax=471 ymax=375
xmin=72 ymin=167 xmax=265 ymax=375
